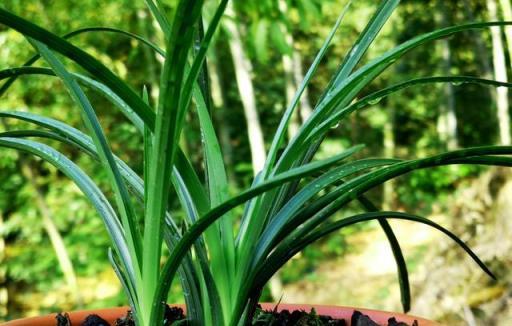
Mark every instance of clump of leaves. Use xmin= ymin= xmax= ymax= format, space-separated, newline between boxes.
xmin=1 ymin=0 xmax=512 ymax=325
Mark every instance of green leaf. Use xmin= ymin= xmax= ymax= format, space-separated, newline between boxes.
xmin=329 ymin=0 xmax=400 ymax=87
xmin=146 ymin=1 xmax=205 ymax=324
xmin=164 ymin=214 xmax=223 ymax=326
xmin=0 ymin=66 xmax=145 ymax=133
xmin=109 ymin=248 xmax=141 ymax=325
xmin=356 ymin=196 xmax=410 ymax=313
xmin=256 ymin=211 xmax=495 ymax=293
xmin=0 ymin=137 xmax=136 ymax=291
xmin=285 ymin=146 xmax=512 ymax=247
xmin=253 ymin=158 xmax=400 ymax=265
xmin=163 ymin=225 xmax=204 ymax=326
xmin=181 ymin=0 xmax=228 ymax=115
xmin=236 ymin=3 xmax=353 ymax=274
xmin=277 ymin=21 xmax=512 ymax=181
xmin=32 ymin=40 xmax=143 ymax=287
xmin=0 ymin=8 xmax=155 ymax=129
xmin=310 ymin=76 xmax=512 ymax=141
xmin=263 ymin=1 xmax=352 ymax=175
xmin=0 ymin=26 xmax=164 ymax=102
xmin=0 ymin=111 xmax=144 ymax=200
xmin=152 ymin=146 xmax=372 ymax=321
xmin=192 ymin=83 xmax=236 ymax=316
xmin=144 ymin=0 xmax=172 ymax=37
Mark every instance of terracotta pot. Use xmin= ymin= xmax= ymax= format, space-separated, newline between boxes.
xmin=2 ymin=303 xmax=441 ymax=326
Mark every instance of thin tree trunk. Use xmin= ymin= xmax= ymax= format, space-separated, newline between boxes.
xmin=20 ymin=163 xmax=82 ymax=307
xmin=488 ymin=0 xmax=511 ymax=145
xmin=279 ymin=0 xmax=313 ymax=140
xmin=224 ymin=3 xmax=266 ymax=173
xmin=436 ymin=1 xmax=458 ymax=150
xmin=382 ymin=106 xmax=396 ymax=210
xmin=278 ymin=0 xmax=300 ymax=140
xmin=464 ymin=0 xmax=494 ymax=79
xmin=499 ymin=0 xmax=512 ymax=71
xmin=283 ymin=50 xmax=300 ymax=140
xmin=283 ymin=46 xmax=314 ymax=141
xmin=464 ymin=0 xmax=497 ymax=140
xmin=0 ymin=212 xmax=6 ymax=319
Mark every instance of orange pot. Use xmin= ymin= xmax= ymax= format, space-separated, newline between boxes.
xmin=2 ymin=303 xmax=441 ymax=326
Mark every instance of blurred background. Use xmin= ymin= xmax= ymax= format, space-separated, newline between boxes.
xmin=0 ymin=0 xmax=511 ymax=325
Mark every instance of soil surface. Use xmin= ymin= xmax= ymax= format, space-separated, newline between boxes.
xmin=55 ymin=307 xmax=418 ymax=325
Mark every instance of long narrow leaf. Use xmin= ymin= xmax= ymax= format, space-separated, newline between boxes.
xmin=356 ymin=196 xmax=410 ymax=312
xmin=146 ymin=2 xmax=205 ymax=323
xmin=283 ymin=147 xmax=512 ymax=248
xmin=310 ymin=76 xmax=512 ymax=142
xmin=263 ymin=1 xmax=351 ymax=174
xmin=0 ymin=137 xmax=136 ymax=290
xmin=236 ymin=145 xmax=365 ymax=277
xmin=0 ymin=8 xmax=155 ymax=128
xmin=0 ymin=111 xmax=144 ymax=197
xmin=180 ymin=0 xmax=229 ymax=114
xmin=253 ymin=157 xmax=398 ymax=265
xmin=255 ymin=211 xmax=494 ymax=294
xmin=33 ymin=41 xmax=143 ymax=281
xmin=109 ymin=248 xmax=141 ymax=325
xmin=275 ymin=22 xmax=512 ymax=179
xmin=192 ymin=83 xmax=235 ymax=312
xmin=238 ymin=1 xmax=351 ymax=260
xmin=0 ymin=67 xmax=144 ymax=133
xmin=328 ymin=0 xmax=399 ymax=88
xmin=144 ymin=0 xmax=172 ymax=37
xmin=151 ymin=146 xmax=377 ymax=321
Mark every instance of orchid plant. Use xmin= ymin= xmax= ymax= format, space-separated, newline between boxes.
xmin=1 ymin=0 xmax=511 ymax=325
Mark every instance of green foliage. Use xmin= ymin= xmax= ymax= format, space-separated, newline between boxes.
xmin=1 ymin=0 xmax=511 ymax=325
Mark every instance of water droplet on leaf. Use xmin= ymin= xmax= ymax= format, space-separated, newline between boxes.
xmin=330 ymin=122 xmax=340 ymax=129
xmin=367 ymin=97 xmax=382 ymax=105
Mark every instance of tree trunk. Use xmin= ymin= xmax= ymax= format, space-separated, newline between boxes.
xmin=224 ymin=3 xmax=266 ymax=173
xmin=279 ymin=0 xmax=313 ymax=141
xmin=283 ymin=47 xmax=315 ymax=141
xmin=499 ymin=0 xmax=512 ymax=71
xmin=382 ymin=107 xmax=396 ymax=210
xmin=20 ymin=163 xmax=82 ymax=307
xmin=283 ymin=49 xmax=300 ymax=140
xmin=488 ymin=0 xmax=511 ymax=145
xmin=464 ymin=0 xmax=494 ymax=79
xmin=278 ymin=0 xmax=300 ymax=140
xmin=436 ymin=1 xmax=458 ymax=150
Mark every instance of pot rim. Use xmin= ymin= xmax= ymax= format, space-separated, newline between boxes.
xmin=2 ymin=303 xmax=441 ymax=326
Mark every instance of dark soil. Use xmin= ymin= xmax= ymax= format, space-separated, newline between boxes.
xmin=55 ymin=306 xmax=185 ymax=326
xmin=55 ymin=306 xmax=418 ymax=326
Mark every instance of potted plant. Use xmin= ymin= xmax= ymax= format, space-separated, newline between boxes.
xmin=0 ymin=0 xmax=510 ymax=325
